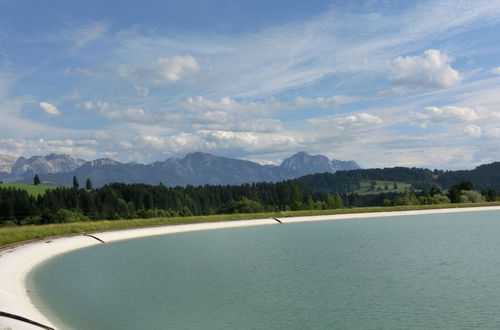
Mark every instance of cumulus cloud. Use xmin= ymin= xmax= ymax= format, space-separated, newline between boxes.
xmin=81 ymin=93 xmax=358 ymax=131
xmin=154 ymin=56 xmax=199 ymax=82
xmin=491 ymin=67 xmax=500 ymax=75
xmin=139 ymin=129 xmax=305 ymax=154
xmin=413 ymin=106 xmax=477 ymax=126
xmin=39 ymin=102 xmax=60 ymax=116
xmin=389 ymin=49 xmax=462 ymax=89
xmin=82 ymin=101 xmax=152 ymax=122
xmin=83 ymin=100 xmax=109 ymax=111
xmin=309 ymin=112 xmax=383 ymax=129
xmin=119 ymin=55 xmax=200 ymax=85
xmin=336 ymin=113 xmax=383 ymax=125
xmin=465 ymin=126 xmax=500 ymax=138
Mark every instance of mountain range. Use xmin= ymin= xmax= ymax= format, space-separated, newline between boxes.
xmin=0 ymin=152 xmax=361 ymax=187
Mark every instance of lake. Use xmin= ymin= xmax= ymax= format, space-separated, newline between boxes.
xmin=28 ymin=210 xmax=500 ymax=329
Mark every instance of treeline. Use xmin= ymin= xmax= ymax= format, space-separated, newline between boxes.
xmin=0 ymin=182 xmax=342 ymax=225
xmin=296 ymin=167 xmax=438 ymax=194
xmin=436 ymin=162 xmax=500 ymax=190
xmin=1 ymin=180 xmax=498 ymax=226
xmin=296 ymin=162 xmax=500 ymax=193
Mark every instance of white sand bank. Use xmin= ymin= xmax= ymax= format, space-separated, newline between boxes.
xmin=1 ymin=206 xmax=500 ymax=329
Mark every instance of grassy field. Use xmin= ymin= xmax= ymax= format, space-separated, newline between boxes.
xmin=355 ymin=180 xmax=412 ymax=194
xmin=0 ymin=183 xmax=55 ymax=197
xmin=2 ymin=202 xmax=500 ymax=248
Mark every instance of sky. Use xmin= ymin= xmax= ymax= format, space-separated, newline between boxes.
xmin=1 ymin=0 xmax=500 ymax=169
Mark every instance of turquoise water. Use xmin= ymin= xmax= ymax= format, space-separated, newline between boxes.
xmin=29 ymin=211 xmax=500 ymax=329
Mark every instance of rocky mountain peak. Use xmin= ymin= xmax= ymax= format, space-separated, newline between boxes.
xmin=0 ymin=154 xmax=17 ymax=173
xmin=10 ymin=153 xmax=86 ymax=176
xmin=280 ymin=151 xmax=360 ymax=177
xmin=181 ymin=152 xmax=226 ymax=168
xmin=281 ymin=152 xmax=330 ymax=171
xmin=85 ymin=158 xmax=121 ymax=167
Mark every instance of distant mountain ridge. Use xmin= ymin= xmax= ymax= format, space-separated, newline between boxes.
xmin=0 ymin=152 xmax=361 ymax=187
xmin=10 ymin=153 xmax=86 ymax=176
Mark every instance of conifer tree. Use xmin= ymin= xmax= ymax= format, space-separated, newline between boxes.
xmin=73 ymin=176 xmax=79 ymax=189
xmin=86 ymin=178 xmax=93 ymax=190
xmin=33 ymin=174 xmax=41 ymax=185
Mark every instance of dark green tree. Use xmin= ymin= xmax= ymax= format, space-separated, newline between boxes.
xmin=483 ymin=189 xmax=497 ymax=202
xmin=448 ymin=181 xmax=474 ymax=203
xmin=33 ymin=174 xmax=41 ymax=185
xmin=73 ymin=176 xmax=79 ymax=189
xmin=429 ymin=185 xmax=442 ymax=196
xmin=85 ymin=178 xmax=93 ymax=190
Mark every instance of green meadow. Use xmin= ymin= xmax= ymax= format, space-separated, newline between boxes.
xmin=356 ymin=180 xmax=412 ymax=195
xmin=0 ymin=183 xmax=55 ymax=197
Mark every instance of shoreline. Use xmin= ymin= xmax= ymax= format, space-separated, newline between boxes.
xmin=1 ymin=205 xmax=500 ymax=329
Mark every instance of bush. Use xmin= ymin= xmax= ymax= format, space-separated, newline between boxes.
xmin=52 ymin=209 xmax=90 ymax=223
xmin=459 ymin=190 xmax=485 ymax=203
xmin=219 ymin=197 xmax=265 ymax=214
xmin=19 ymin=216 xmax=43 ymax=225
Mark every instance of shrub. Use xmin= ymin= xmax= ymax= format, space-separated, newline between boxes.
xmin=459 ymin=190 xmax=485 ymax=203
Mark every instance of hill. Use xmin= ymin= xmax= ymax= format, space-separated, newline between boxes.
xmin=296 ymin=162 xmax=500 ymax=193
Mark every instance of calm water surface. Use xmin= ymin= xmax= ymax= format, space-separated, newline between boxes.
xmin=28 ymin=211 xmax=500 ymax=329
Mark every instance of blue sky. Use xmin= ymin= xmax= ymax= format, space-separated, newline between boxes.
xmin=1 ymin=0 xmax=500 ymax=169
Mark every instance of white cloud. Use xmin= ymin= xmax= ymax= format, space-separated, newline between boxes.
xmin=414 ymin=106 xmax=477 ymax=126
xmin=464 ymin=124 xmax=482 ymax=137
xmin=82 ymin=100 xmax=110 ymax=111
xmin=154 ymin=56 xmax=199 ymax=82
xmin=389 ymin=49 xmax=462 ymax=89
xmin=0 ymin=138 xmax=99 ymax=159
xmin=337 ymin=113 xmax=383 ymax=125
xmin=182 ymin=95 xmax=358 ymax=114
xmin=465 ymin=126 xmax=500 ymax=138
xmin=309 ymin=112 xmax=383 ymax=130
xmin=84 ymin=101 xmax=151 ymax=122
xmin=491 ymin=67 xmax=500 ymax=75
xmin=484 ymin=127 xmax=500 ymax=138
xmin=424 ymin=105 xmax=477 ymax=121
xmin=289 ymin=95 xmax=361 ymax=109
xmin=81 ymin=93 xmax=358 ymax=131
xmin=39 ymin=102 xmax=60 ymax=116
xmin=119 ymin=55 xmax=200 ymax=85
xmin=138 ymin=129 xmax=305 ymax=155
xmin=183 ymin=96 xmax=267 ymax=113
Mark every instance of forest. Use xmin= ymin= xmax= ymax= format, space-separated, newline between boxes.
xmin=296 ymin=162 xmax=500 ymax=193
xmin=0 ymin=176 xmax=497 ymax=225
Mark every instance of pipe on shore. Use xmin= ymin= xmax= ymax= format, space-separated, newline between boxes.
xmin=0 ymin=311 xmax=55 ymax=330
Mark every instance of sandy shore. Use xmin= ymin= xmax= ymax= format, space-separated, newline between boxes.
xmin=1 ymin=206 xmax=500 ymax=329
